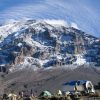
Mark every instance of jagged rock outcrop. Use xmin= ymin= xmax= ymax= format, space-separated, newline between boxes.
xmin=0 ymin=20 xmax=99 ymax=72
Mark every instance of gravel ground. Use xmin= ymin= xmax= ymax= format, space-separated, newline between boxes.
xmin=0 ymin=66 xmax=100 ymax=95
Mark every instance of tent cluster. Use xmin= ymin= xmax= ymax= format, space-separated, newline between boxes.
xmin=0 ymin=80 xmax=97 ymax=100
xmin=62 ymin=80 xmax=95 ymax=94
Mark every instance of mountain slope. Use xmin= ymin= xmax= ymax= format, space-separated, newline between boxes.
xmin=1 ymin=67 xmax=100 ymax=94
xmin=0 ymin=20 xmax=100 ymax=73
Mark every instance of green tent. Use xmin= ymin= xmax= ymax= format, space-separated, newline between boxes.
xmin=39 ymin=91 xmax=52 ymax=98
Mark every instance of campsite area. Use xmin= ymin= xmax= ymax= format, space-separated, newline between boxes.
xmin=0 ymin=67 xmax=100 ymax=100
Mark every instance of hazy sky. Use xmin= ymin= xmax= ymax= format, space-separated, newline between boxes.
xmin=0 ymin=0 xmax=100 ymax=37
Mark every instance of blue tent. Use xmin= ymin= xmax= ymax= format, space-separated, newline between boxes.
xmin=63 ymin=80 xmax=87 ymax=86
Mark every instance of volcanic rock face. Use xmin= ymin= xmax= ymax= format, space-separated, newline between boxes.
xmin=0 ymin=20 xmax=100 ymax=72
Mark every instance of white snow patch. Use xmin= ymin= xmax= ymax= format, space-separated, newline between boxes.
xmin=17 ymin=43 xmax=22 ymax=47
xmin=74 ymin=54 xmax=86 ymax=65
xmin=56 ymin=54 xmax=62 ymax=60
xmin=14 ymin=32 xmax=20 ymax=37
xmin=39 ymin=59 xmax=49 ymax=66
xmin=71 ymin=22 xmax=79 ymax=29
xmin=50 ymin=33 xmax=57 ymax=38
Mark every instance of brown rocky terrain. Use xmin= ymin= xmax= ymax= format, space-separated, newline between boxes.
xmin=0 ymin=66 xmax=100 ymax=95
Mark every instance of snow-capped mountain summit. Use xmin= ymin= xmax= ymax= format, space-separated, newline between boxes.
xmin=0 ymin=20 xmax=100 ymax=72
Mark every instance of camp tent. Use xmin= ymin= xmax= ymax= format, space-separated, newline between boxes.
xmin=62 ymin=80 xmax=95 ymax=93
xmin=39 ymin=91 xmax=52 ymax=98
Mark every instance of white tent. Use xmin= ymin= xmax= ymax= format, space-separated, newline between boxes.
xmin=62 ymin=80 xmax=95 ymax=93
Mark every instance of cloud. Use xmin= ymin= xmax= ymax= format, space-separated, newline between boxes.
xmin=0 ymin=0 xmax=100 ymax=37
xmin=44 ymin=19 xmax=68 ymax=26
